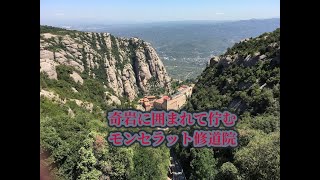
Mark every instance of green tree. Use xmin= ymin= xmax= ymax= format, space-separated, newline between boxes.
xmin=131 ymin=146 xmax=169 ymax=180
xmin=216 ymin=162 xmax=240 ymax=180
xmin=234 ymin=132 xmax=280 ymax=180
xmin=189 ymin=148 xmax=217 ymax=180
xmin=76 ymin=136 xmax=102 ymax=179
xmin=107 ymin=146 xmax=134 ymax=179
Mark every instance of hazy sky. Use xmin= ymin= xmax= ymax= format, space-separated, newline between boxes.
xmin=40 ymin=0 xmax=280 ymax=25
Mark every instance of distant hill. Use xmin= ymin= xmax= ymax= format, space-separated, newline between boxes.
xmin=70 ymin=18 xmax=280 ymax=80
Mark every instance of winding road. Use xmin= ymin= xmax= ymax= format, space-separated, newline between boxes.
xmin=169 ymin=149 xmax=186 ymax=180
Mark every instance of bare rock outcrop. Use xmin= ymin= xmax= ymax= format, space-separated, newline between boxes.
xmin=70 ymin=71 xmax=84 ymax=85
xmin=40 ymin=50 xmax=58 ymax=79
xmin=40 ymin=28 xmax=172 ymax=102
xmin=209 ymin=37 xmax=280 ymax=68
xmin=105 ymin=92 xmax=121 ymax=106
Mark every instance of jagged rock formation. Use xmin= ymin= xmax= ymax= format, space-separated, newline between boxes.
xmin=209 ymin=38 xmax=280 ymax=68
xmin=187 ymin=28 xmax=280 ymax=115
xmin=40 ymin=26 xmax=171 ymax=102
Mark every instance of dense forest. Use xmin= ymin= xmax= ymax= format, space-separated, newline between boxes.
xmin=172 ymin=28 xmax=280 ymax=180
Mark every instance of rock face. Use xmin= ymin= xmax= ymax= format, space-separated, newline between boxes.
xmin=105 ymin=92 xmax=121 ymax=106
xmin=208 ymin=32 xmax=280 ymax=69
xmin=40 ymin=50 xmax=58 ymax=80
xmin=40 ymin=89 xmax=66 ymax=104
xmin=70 ymin=71 xmax=83 ymax=85
xmin=40 ymin=27 xmax=171 ymax=101
xmin=208 ymin=56 xmax=220 ymax=66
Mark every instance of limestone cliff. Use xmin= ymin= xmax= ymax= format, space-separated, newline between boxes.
xmin=40 ymin=26 xmax=171 ymax=102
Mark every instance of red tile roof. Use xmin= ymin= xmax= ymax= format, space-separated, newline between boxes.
xmin=163 ymin=96 xmax=170 ymax=100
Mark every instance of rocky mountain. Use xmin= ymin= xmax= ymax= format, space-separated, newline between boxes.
xmin=188 ymin=28 xmax=280 ymax=115
xmin=175 ymin=28 xmax=280 ymax=180
xmin=40 ymin=25 xmax=171 ymax=105
xmin=40 ymin=26 xmax=172 ymax=179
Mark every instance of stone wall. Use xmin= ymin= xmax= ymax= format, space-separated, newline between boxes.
xmin=166 ymin=94 xmax=187 ymax=110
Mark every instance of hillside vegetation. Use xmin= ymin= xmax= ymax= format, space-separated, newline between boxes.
xmin=174 ymin=28 xmax=280 ymax=180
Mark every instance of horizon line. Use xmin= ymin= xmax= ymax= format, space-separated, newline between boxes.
xmin=40 ymin=17 xmax=280 ymax=26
